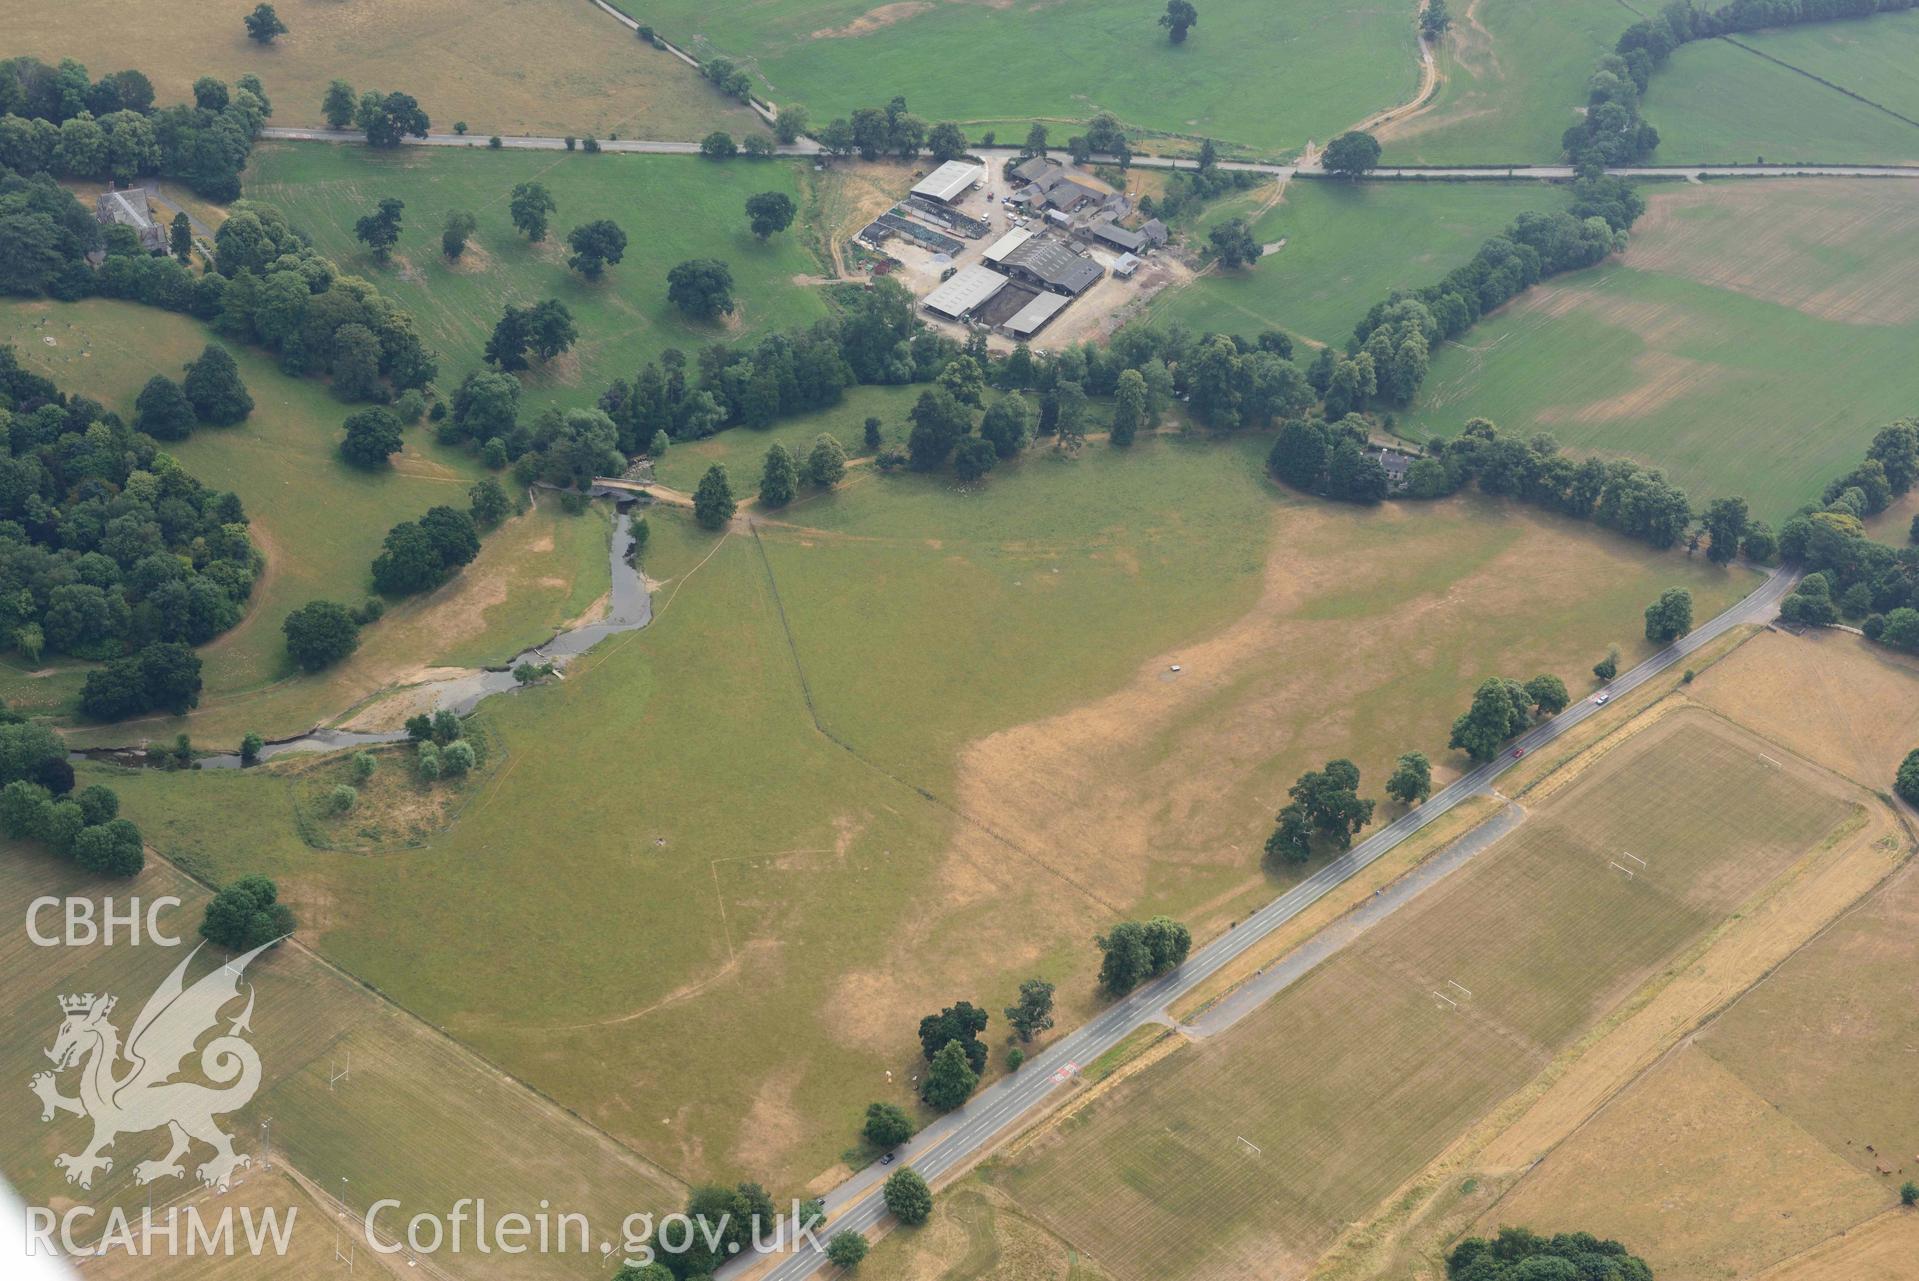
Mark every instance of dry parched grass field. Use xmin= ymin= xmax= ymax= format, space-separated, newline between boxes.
xmin=0 ymin=842 xmax=682 ymax=1281
xmin=992 ymin=711 xmax=1855 ymax=1281
xmin=8 ymin=0 xmax=765 ymax=140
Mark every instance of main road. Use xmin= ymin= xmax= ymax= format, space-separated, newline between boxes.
xmin=256 ymin=128 xmax=1919 ymax=181
xmin=733 ymin=564 xmax=1798 ymax=1279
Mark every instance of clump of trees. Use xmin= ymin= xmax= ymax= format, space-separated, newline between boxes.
xmin=1447 ymin=1226 xmax=1651 ymax=1281
xmin=406 ymin=710 xmax=478 ymax=785
xmin=1448 ymin=675 xmax=1567 ymax=761
xmin=282 ymin=600 xmax=360 ymax=671
xmin=1894 ymin=748 xmax=1919 ymax=807
xmin=0 ymin=718 xmax=143 ymax=876
xmin=917 ymin=1001 xmax=988 ymax=1109
xmin=1265 ymin=759 xmax=1374 ymax=864
xmin=340 ymin=406 xmax=403 ymax=467
xmin=666 ymin=258 xmax=735 ymax=320
xmin=200 ymin=874 xmax=295 ymax=950
xmin=371 ymin=505 xmax=480 ymax=596
xmin=0 ymin=352 xmax=259 ymax=710
xmin=0 ymin=58 xmax=269 ymax=200
xmin=1095 ymin=916 xmax=1191 ymax=994
xmin=484 ymin=299 xmax=576 ymax=371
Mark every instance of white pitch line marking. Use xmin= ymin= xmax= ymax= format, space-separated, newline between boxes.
xmin=1609 ymin=860 xmax=1635 ymax=878
xmin=1448 ymin=980 xmax=1473 ymax=997
xmin=1236 ymin=1135 xmax=1261 ymax=1155
xmin=1760 ymin=753 xmax=1781 ymax=767
xmin=1432 ymin=990 xmax=1458 ymax=1008
xmin=1620 ymin=851 xmax=1647 ymax=868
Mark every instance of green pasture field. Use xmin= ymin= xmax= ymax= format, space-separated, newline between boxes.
xmin=8 ymin=0 xmax=764 ymax=141
xmin=1398 ymin=180 xmax=1919 ymax=522
xmin=1148 ymin=179 xmax=1561 ymax=348
xmin=609 ymin=0 xmax=1419 ymax=155
xmin=648 ymin=383 xmax=920 ymax=492
xmin=0 ymin=301 xmax=613 ymax=747
xmin=1645 ymin=19 xmax=1919 ymax=165
xmin=103 ymin=431 xmax=1751 ymax=1191
xmin=994 ymin=712 xmax=1854 ymax=1281
xmin=245 ymin=142 xmax=835 ymax=411
xmin=1385 ymin=0 xmax=1624 ymax=164
xmin=0 ymin=836 xmax=682 ymax=1281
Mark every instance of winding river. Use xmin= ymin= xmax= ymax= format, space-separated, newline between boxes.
xmin=81 ymin=505 xmax=652 ymax=770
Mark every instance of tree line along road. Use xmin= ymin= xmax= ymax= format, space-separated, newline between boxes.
xmin=729 ymin=565 xmax=1799 ymax=1280
xmin=256 ymin=128 xmax=1919 ymax=180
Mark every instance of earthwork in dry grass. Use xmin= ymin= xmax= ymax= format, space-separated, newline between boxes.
xmin=103 ymin=433 xmax=1752 ymax=1194
xmin=8 ymin=0 xmax=764 ymax=140
xmin=990 ymin=710 xmax=1854 ymax=1281
xmin=1401 ymin=180 xmax=1919 ymax=522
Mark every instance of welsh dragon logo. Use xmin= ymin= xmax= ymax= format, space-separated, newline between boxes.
xmin=31 ymin=941 xmax=270 ymax=1191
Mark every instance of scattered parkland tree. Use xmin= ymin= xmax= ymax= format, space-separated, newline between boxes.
xmin=862 ymin=1102 xmax=913 ymax=1149
xmin=666 ymin=258 xmax=736 ymax=320
xmin=805 ymin=433 xmax=847 ymax=488
xmin=1421 ymin=0 xmax=1453 ymax=39
xmin=353 ymin=196 xmax=404 ymax=262
xmin=182 ymin=344 xmax=253 ymax=424
xmin=339 ymin=406 xmax=404 ymax=467
xmin=441 ymin=210 xmax=477 ymax=259
xmin=469 ymin=477 xmax=511 ymax=527
xmin=1004 ymin=978 xmax=1056 ymax=1042
xmin=1901 ymin=1180 xmax=1918 ymax=1208
xmin=508 ymin=181 xmax=556 ymax=242
xmin=240 ymin=732 xmax=264 ymax=766
xmin=1096 ymin=916 xmax=1191 ymax=994
xmin=357 ymin=91 xmax=429 ymax=148
xmin=1386 ymin=750 xmax=1432 ymax=806
xmin=1703 ymin=496 xmax=1749 ymax=565
xmin=565 ymin=219 xmax=627 ymax=279
xmin=1525 ymin=673 xmax=1570 ymax=715
xmin=244 ymin=4 xmax=288 ymax=44
xmin=1643 ymin=586 xmax=1693 ymax=642
xmin=921 ymin=1039 xmax=979 ymax=1110
xmin=1593 ymin=644 xmax=1620 ymax=682
xmin=1159 ymin=0 xmax=1200 ymax=43
xmin=200 ymin=875 xmax=295 ymax=951
xmin=864 ymin=416 xmax=885 ymax=450
xmin=1208 ymin=218 xmax=1260 ymax=269
xmin=282 ymin=601 xmax=359 ymax=671
xmin=1449 ymin=677 xmax=1535 ymax=762
xmin=693 ymin=464 xmax=736 ymax=529
xmin=1321 ymin=130 xmax=1382 ymax=178
xmin=134 ymin=374 xmax=196 ymax=440
xmin=744 ymin=191 xmax=797 ymax=241
xmin=1265 ymin=759 xmax=1374 ymax=864
xmin=882 ymin=1168 xmax=932 ymax=1226
xmin=323 ymin=79 xmax=357 ymax=129
xmin=825 ymin=1231 xmax=869 ymax=1270
xmin=758 ymin=443 xmax=798 ymax=507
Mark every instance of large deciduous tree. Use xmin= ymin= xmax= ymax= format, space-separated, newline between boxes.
xmin=744 ymin=191 xmax=796 ymax=241
xmin=1321 ymin=130 xmax=1383 ymax=178
xmin=1643 ymin=586 xmax=1693 ymax=642
xmin=1159 ymin=0 xmax=1199 ymax=43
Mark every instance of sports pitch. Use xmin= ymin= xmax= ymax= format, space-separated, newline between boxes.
xmin=993 ymin=712 xmax=1854 ymax=1281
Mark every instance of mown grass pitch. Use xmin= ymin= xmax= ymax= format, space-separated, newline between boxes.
xmin=610 ymin=0 xmax=1418 ymax=155
xmin=246 ymin=143 xmax=835 ymax=413
xmin=1148 ymin=179 xmax=1560 ymax=349
xmin=0 ymin=839 xmax=683 ymax=1281
xmin=1399 ymin=180 xmax=1919 ymax=522
xmin=996 ymin=712 xmax=1852 ymax=1281
xmin=7 ymin=0 xmax=765 ymax=141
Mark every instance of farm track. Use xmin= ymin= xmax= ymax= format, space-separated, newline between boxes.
xmin=732 ymin=566 xmax=1800 ymax=1279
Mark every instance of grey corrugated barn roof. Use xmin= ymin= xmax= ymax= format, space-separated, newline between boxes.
xmin=911 ymin=161 xmax=982 ymax=204
xmin=1000 ymin=236 xmax=1103 ymax=295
